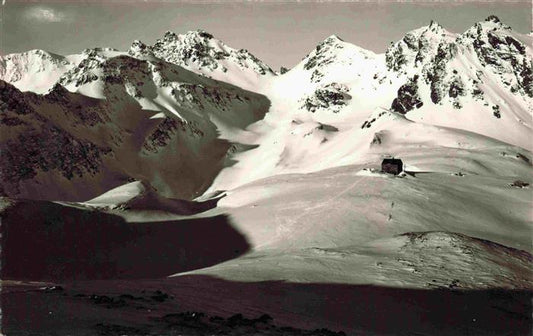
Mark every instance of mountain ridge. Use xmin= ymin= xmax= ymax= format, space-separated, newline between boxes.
xmin=0 ymin=16 xmax=531 ymax=200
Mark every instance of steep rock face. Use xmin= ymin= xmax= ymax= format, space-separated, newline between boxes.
xmin=377 ymin=17 xmax=532 ymax=149
xmin=422 ymin=42 xmax=460 ymax=105
xmin=1 ymin=30 xmax=276 ymax=96
xmin=57 ymin=48 xmax=155 ymax=98
xmin=128 ymin=40 xmax=155 ymax=59
xmin=303 ymin=36 xmax=346 ymax=71
xmin=290 ymin=17 xmax=530 ymax=126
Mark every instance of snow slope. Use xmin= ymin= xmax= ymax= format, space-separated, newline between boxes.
xmin=202 ymin=17 xmax=532 ymax=194
xmin=186 ymin=159 xmax=532 ymax=283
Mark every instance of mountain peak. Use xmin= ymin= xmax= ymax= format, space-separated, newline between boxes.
xmin=146 ymin=29 xmax=273 ymax=79
xmin=422 ymin=20 xmax=451 ymax=36
xmin=159 ymin=29 xmax=215 ymax=45
xmin=461 ymin=16 xmax=513 ymax=42
xmin=186 ymin=29 xmax=214 ymax=40
xmin=471 ymin=15 xmax=511 ymax=32
xmin=428 ymin=20 xmax=442 ymax=30
xmin=385 ymin=22 xmax=456 ymax=72
xmin=485 ymin=15 xmax=501 ymax=23
xmin=129 ymin=39 xmax=153 ymax=58
xmin=131 ymin=40 xmax=148 ymax=50
xmin=314 ymin=34 xmax=347 ymax=51
xmin=5 ymin=49 xmax=65 ymax=63
xmin=300 ymin=33 xmax=376 ymax=74
xmin=162 ymin=30 xmax=179 ymax=42
xmin=400 ymin=21 xmax=454 ymax=44
xmin=325 ymin=34 xmax=344 ymax=42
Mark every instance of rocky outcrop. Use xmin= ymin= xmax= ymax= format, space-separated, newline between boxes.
xmin=302 ymin=83 xmax=351 ymax=113
xmin=390 ymin=75 xmax=423 ymax=114
xmin=142 ymin=117 xmax=206 ymax=154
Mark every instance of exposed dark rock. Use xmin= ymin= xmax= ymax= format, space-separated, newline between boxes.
xmin=361 ymin=111 xmax=387 ymax=129
xmin=464 ymin=20 xmax=531 ymax=97
xmin=385 ymin=42 xmax=407 ymax=72
xmin=303 ymin=83 xmax=350 ymax=113
xmin=1 ymin=125 xmax=111 ymax=192
xmin=485 ymin=15 xmax=501 ymax=23
xmin=510 ymin=180 xmax=529 ymax=188
xmin=448 ymin=77 xmax=465 ymax=98
xmin=304 ymin=36 xmax=344 ymax=71
xmin=492 ymin=105 xmax=501 ymax=118
xmin=516 ymin=153 xmax=530 ymax=163
xmin=424 ymin=43 xmax=456 ymax=104
xmin=143 ymin=117 xmax=180 ymax=153
xmin=391 ymin=75 xmax=423 ymax=114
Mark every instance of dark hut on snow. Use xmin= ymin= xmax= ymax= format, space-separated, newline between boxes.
xmin=381 ymin=158 xmax=403 ymax=175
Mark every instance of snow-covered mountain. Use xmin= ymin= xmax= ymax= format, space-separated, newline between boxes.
xmin=0 ymin=48 xmax=270 ymax=200
xmin=131 ymin=30 xmax=275 ymax=90
xmin=0 ymin=49 xmax=80 ymax=94
xmin=0 ymin=16 xmax=531 ymax=202
xmin=1 ymin=18 xmax=531 ymax=201
xmin=202 ymin=17 xmax=532 ymax=193
xmin=384 ymin=16 xmax=532 ymax=147
xmin=1 ymin=16 xmax=532 ymax=336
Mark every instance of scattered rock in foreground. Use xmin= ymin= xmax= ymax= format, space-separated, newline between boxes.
xmin=95 ymin=311 xmax=346 ymax=336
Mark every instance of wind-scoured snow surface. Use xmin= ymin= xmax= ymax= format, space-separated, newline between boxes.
xmin=1 ymin=17 xmax=532 ymax=336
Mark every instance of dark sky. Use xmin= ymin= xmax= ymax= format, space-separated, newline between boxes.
xmin=1 ymin=1 xmax=531 ymax=69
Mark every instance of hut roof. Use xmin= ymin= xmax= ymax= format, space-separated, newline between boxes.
xmin=382 ymin=158 xmax=403 ymax=164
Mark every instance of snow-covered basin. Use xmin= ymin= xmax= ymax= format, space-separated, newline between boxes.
xmin=176 ymin=158 xmax=532 ymax=288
